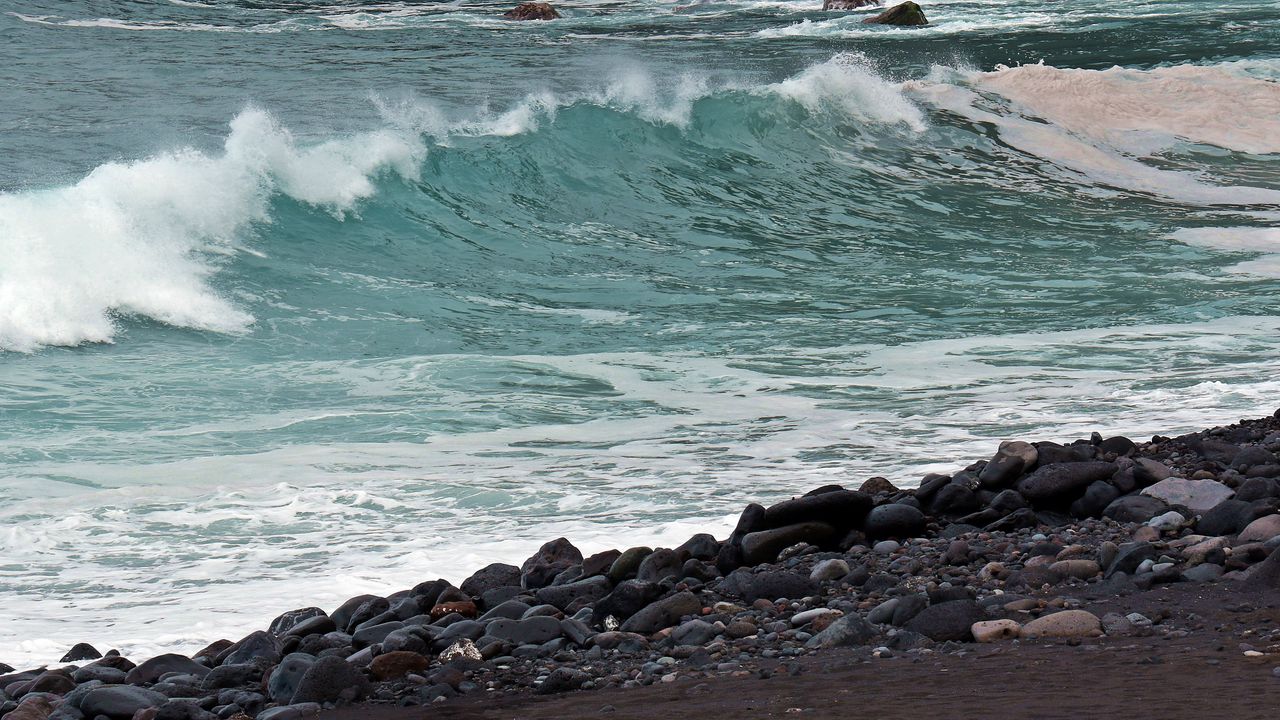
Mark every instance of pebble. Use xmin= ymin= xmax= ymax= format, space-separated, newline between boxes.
xmin=873 ymin=540 xmax=901 ymax=555
xmin=809 ymin=559 xmax=849 ymax=582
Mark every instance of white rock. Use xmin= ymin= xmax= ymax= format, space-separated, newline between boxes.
xmin=809 ymin=558 xmax=850 ymax=582
xmin=971 ymin=619 xmax=1021 ymax=642
xmin=1142 ymin=478 xmax=1235 ymax=515
xmin=1147 ymin=511 xmax=1186 ymax=531
xmin=791 ymin=608 xmax=842 ymax=627
xmin=873 ymin=540 xmax=901 ymax=554
xmin=1125 ymin=612 xmax=1152 ymax=627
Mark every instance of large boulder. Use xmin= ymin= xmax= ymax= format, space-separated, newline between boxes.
xmin=3 ymin=696 xmax=56 ymax=720
xmin=595 ymin=580 xmax=664 ymax=622
xmin=862 ymin=1 xmax=927 ymax=25
xmin=1071 ymin=480 xmax=1121 ymax=518
xmin=978 ymin=442 xmax=1035 ymax=488
xmin=864 ymin=503 xmax=925 ymax=540
xmin=330 ymin=595 xmax=379 ymax=633
xmin=722 ymin=569 xmax=818 ymax=603
xmin=760 ymin=490 xmax=872 ymax=531
xmin=1243 ymin=546 xmax=1280 ymax=591
xmin=60 ymin=643 xmax=103 ymax=663
xmin=582 ymin=550 xmax=623 ymax=578
xmin=804 ymin=615 xmax=876 ymax=649
xmin=903 ymin=600 xmax=983 ymax=641
xmin=534 ymin=575 xmax=611 ymax=610
xmin=267 ymin=654 xmax=316 ymax=705
xmin=220 ymin=630 xmax=281 ymax=666
xmin=1105 ymin=541 xmax=1156 ymax=577
xmin=460 ymin=563 xmax=521 ymax=598
xmin=1239 ymin=514 xmax=1280 ymax=543
xmin=1198 ymin=499 xmax=1276 ymax=536
xmin=368 ymin=652 xmax=429 ymax=681
xmin=1021 ymin=610 xmax=1102 ymax=639
xmin=487 ymin=617 xmax=564 ymax=646
xmin=1233 ymin=446 xmax=1279 ymax=472
xmin=125 ymin=655 xmax=209 ymax=685
xmin=503 ymin=2 xmax=560 ymax=19
xmin=636 ymin=549 xmax=683 ymax=583
xmin=618 ymin=592 xmax=701 ymax=634
xmin=268 ymin=608 xmax=327 ymax=636
xmin=289 ymin=657 xmax=369 ymax=705
xmin=520 ymin=538 xmax=583 ymax=590
xmin=607 ymin=547 xmax=652 ymax=584
xmin=282 ymin=615 xmax=336 ymax=638
xmin=1142 ymin=478 xmax=1234 ymax=514
xmin=81 ymin=687 xmax=169 ymax=719
xmin=1016 ymin=462 xmax=1116 ymax=506
xmin=740 ymin=522 xmax=838 ymax=564
xmin=1103 ymin=494 xmax=1169 ymax=523
xmin=822 ymin=0 xmax=878 ymax=9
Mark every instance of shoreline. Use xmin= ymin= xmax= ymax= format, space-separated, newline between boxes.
xmin=6 ymin=410 xmax=1280 ymax=720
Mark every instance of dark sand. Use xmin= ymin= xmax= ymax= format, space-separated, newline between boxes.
xmin=326 ymin=582 xmax=1280 ymax=720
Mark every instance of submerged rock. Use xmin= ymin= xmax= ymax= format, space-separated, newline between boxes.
xmin=823 ymin=0 xmax=879 ymax=9
xmin=504 ymin=2 xmax=561 ymax=20
xmin=862 ymin=1 xmax=927 ymax=25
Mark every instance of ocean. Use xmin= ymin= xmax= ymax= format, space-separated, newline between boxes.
xmin=0 ymin=0 xmax=1277 ymax=666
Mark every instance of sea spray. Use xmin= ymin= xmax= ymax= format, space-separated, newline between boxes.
xmin=0 ymin=109 xmax=424 ymax=353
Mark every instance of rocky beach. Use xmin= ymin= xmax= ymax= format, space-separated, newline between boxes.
xmin=7 ymin=411 xmax=1280 ymax=720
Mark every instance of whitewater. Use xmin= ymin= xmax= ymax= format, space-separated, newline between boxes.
xmin=1 ymin=0 xmax=1278 ymax=665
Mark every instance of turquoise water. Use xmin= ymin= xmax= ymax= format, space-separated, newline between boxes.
xmin=1 ymin=0 xmax=1278 ymax=664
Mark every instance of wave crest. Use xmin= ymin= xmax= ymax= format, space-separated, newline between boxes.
xmin=0 ymin=109 xmax=424 ymax=353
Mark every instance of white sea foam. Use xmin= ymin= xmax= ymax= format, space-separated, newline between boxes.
xmin=4 ymin=316 xmax=1280 ymax=667
xmin=767 ymin=52 xmax=926 ymax=130
xmin=974 ymin=62 xmax=1280 ymax=156
xmin=383 ymin=57 xmax=922 ymax=138
xmin=908 ymin=62 xmax=1280 ymax=206
xmin=0 ymin=109 xmax=424 ymax=353
xmin=7 ymin=13 xmax=301 ymax=33
xmin=1169 ymin=227 xmax=1280 ymax=278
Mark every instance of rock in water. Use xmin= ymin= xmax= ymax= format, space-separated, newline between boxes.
xmin=60 ymin=643 xmax=102 ymax=662
xmin=862 ymin=1 xmax=927 ymax=25
xmin=822 ymin=0 xmax=878 ymax=8
xmin=504 ymin=2 xmax=560 ymax=19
